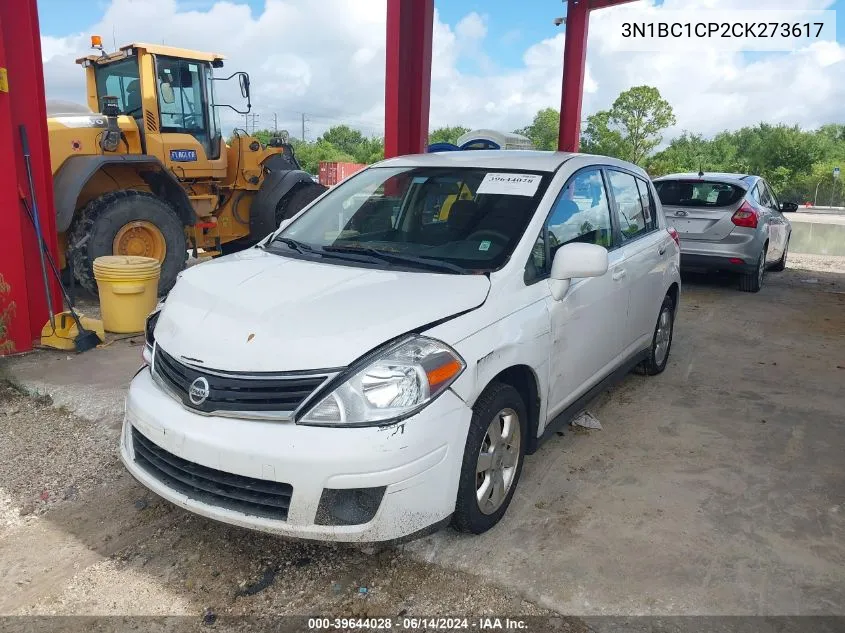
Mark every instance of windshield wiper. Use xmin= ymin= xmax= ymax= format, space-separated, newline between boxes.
xmin=321 ymin=245 xmax=468 ymax=274
xmin=269 ymin=236 xmax=314 ymax=253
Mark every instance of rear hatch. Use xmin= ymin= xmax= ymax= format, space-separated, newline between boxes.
xmin=655 ymin=179 xmax=746 ymax=241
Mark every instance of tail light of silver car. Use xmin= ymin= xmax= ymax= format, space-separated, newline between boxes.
xmin=667 ymin=227 xmax=680 ymax=248
xmin=731 ymin=202 xmax=758 ymax=229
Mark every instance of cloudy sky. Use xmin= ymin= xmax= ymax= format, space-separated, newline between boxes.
xmin=37 ymin=0 xmax=845 ymax=143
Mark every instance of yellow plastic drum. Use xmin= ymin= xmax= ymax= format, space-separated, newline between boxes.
xmin=93 ymin=255 xmax=161 ymax=333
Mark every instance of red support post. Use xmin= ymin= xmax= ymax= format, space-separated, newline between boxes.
xmin=384 ymin=0 xmax=433 ymax=159
xmin=558 ymin=0 xmax=590 ymax=153
xmin=0 ymin=0 xmax=61 ymax=354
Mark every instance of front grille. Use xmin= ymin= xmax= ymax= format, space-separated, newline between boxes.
xmin=132 ymin=427 xmax=292 ymax=520
xmin=153 ymin=346 xmax=327 ymax=416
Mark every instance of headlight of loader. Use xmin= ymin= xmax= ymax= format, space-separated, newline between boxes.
xmin=298 ymin=336 xmax=465 ymax=427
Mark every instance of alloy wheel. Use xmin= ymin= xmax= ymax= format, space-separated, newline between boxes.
xmin=476 ymin=407 xmax=522 ymax=515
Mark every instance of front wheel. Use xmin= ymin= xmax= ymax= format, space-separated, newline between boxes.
xmin=69 ymin=190 xmax=186 ymax=296
xmin=452 ymin=383 xmax=526 ymax=535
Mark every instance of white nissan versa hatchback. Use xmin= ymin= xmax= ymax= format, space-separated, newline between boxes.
xmin=122 ymin=151 xmax=681 ymax=542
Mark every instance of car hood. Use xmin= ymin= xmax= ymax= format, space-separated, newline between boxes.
xmin=153 ymin=248 xmax=491 ymax=372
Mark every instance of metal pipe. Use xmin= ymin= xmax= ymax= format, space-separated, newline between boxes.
xmin=19 ymin=125 xmax=55 ymax=330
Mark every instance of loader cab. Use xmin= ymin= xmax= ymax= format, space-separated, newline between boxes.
xmin=81 ymin=43 xmax=236 ymax=178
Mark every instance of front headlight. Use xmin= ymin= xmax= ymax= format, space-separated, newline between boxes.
xmin=298 ymin=336 xmax=465 ymax=427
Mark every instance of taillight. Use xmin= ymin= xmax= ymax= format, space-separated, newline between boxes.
xmin=731 ymin=202 xmax=758 ymax=228
xmin=667 ymin=227 xmax=680 ymax=248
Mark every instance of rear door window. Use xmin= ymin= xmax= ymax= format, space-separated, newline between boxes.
xmin=608 ymin=170 xmax=654 ymax=241
xmin=654 ymin=180 xmax=745 ymax=208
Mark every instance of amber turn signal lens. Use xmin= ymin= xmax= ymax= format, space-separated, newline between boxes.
xmin=427 ymin=359 xmax=462 ymax=389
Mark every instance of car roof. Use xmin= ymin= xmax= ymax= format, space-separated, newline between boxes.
xmin=374 ymin=150 xmax=647 ymax=175
xmin=653 ymin=172 xmax=753 ymax=188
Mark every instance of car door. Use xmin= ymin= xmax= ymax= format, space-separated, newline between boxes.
xmin=760 ymin=180 xmax=789 ymax=262
xmin=540 ymin=167 xmax=629 ymax=418
xmin=606 ymin=169 xmax=669 ymax=354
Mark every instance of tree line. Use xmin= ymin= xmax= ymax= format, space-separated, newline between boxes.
xmin=238 ymin=86 xmax=844 ymax=205
xmin=513 ymin=86 xmax=845 ymax=205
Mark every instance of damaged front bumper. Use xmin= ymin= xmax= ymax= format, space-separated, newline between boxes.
xmin=120 ymin=368 xmax=471 ymax=542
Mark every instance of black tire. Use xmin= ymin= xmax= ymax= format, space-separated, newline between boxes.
xmin=769 ymin=238 xmax=788 ymax=272
xmin=275 ymin=183 xmax=327 ymax=225
xmin=69 ymin=190 xmax=186 ymax=296
xmin=637 ymin=294 xmax=675 ymax=376
xmin=739 ymin=244 xmax=767 ymax=293
xmin=452 ymin=382 xmax=527 ymax=535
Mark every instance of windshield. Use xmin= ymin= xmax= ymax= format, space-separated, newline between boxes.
xmin=654 ymin=180 xmax=745 ymax=207
xmin=270 ymin=166 xmax=552 ymax=273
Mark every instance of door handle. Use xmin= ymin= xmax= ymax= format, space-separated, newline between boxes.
xmin=612 ymin=268 xmax=626 ymax=281
xmin=658 ymin=243 xmax=667 ymax=255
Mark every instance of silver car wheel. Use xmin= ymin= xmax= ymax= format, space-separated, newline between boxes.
xmin=757 ymin=250 xmax=766 ymax=286
xmin=476 ymin=407 xmax=521 ymax=515
xmin=654 ymin=306 xmax=673 ymax=367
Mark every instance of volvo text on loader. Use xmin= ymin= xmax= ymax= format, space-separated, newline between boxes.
xmin=48 ymin=37 xmax=326 ymax=294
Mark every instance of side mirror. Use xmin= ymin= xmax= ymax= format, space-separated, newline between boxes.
xmin=549 ymin=242 xmax=609 ymax=301
xmin=238 ymin=72 xmax=250 ymax=99
xmin=780 ymin=202 xmax=799 ymax=213
xmin=160 ymin=82 xmax=175 ymax=104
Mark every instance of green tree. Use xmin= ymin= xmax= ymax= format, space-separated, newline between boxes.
xmin=428 ymin=126 xmax=470 ymax=146
xmin=581 ymin=85 xmax=676 ymax=164
xmin=319 ymin=125 xmax=367 ymax=157
xmin=515 ymin=108 xmax=560 ymax=150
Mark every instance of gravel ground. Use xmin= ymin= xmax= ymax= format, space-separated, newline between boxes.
xmin=0 ymin=382 xmax=573 ymax=622
xmin=1 ymin=253 xmax=842 ymax=625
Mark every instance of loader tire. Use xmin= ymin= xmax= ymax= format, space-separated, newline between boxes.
xmin=69 ymin=190 xmax=187 ymax=296
xmin=275 ymin=183 xmax=326 ymax=225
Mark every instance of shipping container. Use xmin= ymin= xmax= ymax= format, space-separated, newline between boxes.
xmin=318 ymin=161 xmax=367 ymax=186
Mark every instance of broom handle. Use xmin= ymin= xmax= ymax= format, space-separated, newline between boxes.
xmin=19 ymin=125 xmax=56 ymax=330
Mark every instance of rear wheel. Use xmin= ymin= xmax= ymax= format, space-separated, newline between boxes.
xmin=739 ymin=245 xmax=767 ymax=293
xmin=769 ymin=237 xmax=788 ymax=272
xmin=69 ymin=190 xmax=186 ymax=296
xmin=637 ymin=294 xmax=675 ymax=376
xmin=452 ymin=383 xmax=526 ymax=534
xmin=275 ymin=183 xmax=327 ymax=225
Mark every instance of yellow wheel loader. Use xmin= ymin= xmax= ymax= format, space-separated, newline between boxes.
xmin=48 ymin=38 xmax=326 ymax=295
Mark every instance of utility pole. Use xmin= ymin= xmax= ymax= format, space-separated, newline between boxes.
xmin=273 ymin=113 xmax=278 ymax=133
xmin=301 ymin=113 xmax=306 ymax=142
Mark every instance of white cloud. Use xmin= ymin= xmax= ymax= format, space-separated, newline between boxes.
xmin=40 ymin=0 xmax=843 ymax=143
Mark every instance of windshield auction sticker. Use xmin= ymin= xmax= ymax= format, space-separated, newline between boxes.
xmin=477 ymin=173 xmax=542 ymax=197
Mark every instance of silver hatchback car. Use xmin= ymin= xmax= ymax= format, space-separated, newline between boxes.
xmin=653 ymin=173 xmax=796 ymax=292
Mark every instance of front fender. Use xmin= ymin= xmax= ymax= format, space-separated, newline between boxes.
xmin=249 ymin=169 xmax=315 ymax=239
xmin=53 ymin=155 xmax=195 ymax=232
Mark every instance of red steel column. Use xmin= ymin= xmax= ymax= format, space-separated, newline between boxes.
xmin=558 ymin=0 xmax=590 ymax=152
xmin=0 ymin=0 xmax=60 ymax=354
xmin=384 ymin=0 xmax=433 ymax=158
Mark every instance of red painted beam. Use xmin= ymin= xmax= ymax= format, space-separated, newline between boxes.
xmin=589 ymin=0 xmax=638 ymax=10
xmin=384 ymin=0 xmax=433 ymax=158
xmin=558 ymin=0 xmax=590 ymax=153
xmin=0 ymin=0 xmax=61 ymax=354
